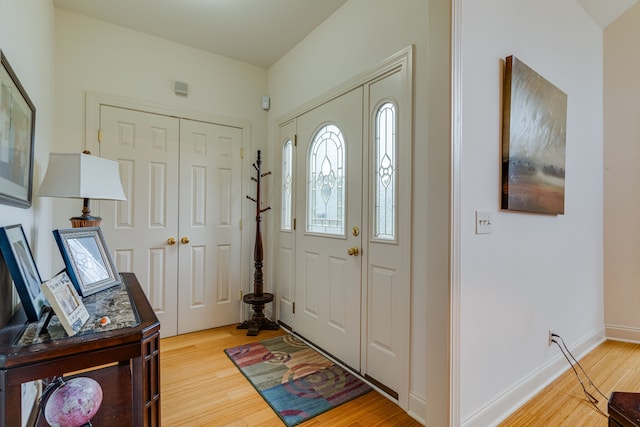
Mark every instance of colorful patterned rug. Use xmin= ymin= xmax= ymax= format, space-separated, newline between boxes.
xmin=224 ymin=334 xmax=372 ymax=426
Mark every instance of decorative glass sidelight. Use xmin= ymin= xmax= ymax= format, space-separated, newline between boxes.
xmin=307 ymin=124 xmax=345 ymax=235
xmin=281 ymin=139 xmax=293 ymax=230
xmin=375 ymin=102 xmax=396 ymax=240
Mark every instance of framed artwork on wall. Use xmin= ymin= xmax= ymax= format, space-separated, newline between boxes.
xmin=53 ymin=227 xmax=121 ymax=296
xmin=0 ymin=50 xmax=36 ymax=208
xmin=501 ymin=55 xmax=567 ymax=215
xmin=0 ymin=224 xmax=48 ymax=321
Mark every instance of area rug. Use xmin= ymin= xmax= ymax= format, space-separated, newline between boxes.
xmin=224 ymin=334 xmax=372 ymax=426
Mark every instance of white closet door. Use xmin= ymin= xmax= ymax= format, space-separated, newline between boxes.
xmin=177 ymin=119 xmax=243 ymax=334
xmin=99 ymin=107 xmax=243 ymax=337
xmin=99 ymin=105 xmax=180 ymax=336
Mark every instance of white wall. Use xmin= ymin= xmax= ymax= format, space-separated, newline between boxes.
xmin=267 ymin=0 xmax=451 ymax=425
xmin=603 ymin=3 xmax=640 ymax=342
xmin=0 ymin=1 xmax=612 ymax=425
xmin=0 ymin=1 xmax=55 ymax=279
xmin=455 ymin=0 xmax=604 ymax=425
xmin=54 ymin=9 xmax=268 ymax=276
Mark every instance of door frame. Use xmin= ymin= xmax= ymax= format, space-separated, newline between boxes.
xmin=273 ymin=46 xmax=413 ymax=409
xmin=84 ymin=92 xmax=253 ymax=321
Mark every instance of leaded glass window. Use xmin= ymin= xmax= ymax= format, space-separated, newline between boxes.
xmin=281 ymin=139 xmax=293 ymax=230
xmin=375 ymin=102 xmax=396 ymax=240
xmin=307 ymin=124 xmax=344 ymax=235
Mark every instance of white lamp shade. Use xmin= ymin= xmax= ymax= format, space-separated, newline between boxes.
xmin=39 ymin=153 xmax=127 ymax=200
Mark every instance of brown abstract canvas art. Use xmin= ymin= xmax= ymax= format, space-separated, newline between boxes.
xmin=501 ymin=55 xmax=567 ymax=215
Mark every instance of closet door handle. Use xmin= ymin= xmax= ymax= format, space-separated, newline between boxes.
xmin=167 ymin=237 xmax=176 ymax=246
xmin=181 ymin=236 xmax=190 ymax=244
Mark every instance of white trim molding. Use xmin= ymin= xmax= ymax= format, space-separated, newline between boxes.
xmin=408 ymin=392 xmax=426 ymax=425
xmin=460 ymin=328 xmax=605 ymax=427
xmin=450 ymin=0 xmax=463 ymax=425
xmin=606 ymin=324 xmax=640 ymax=343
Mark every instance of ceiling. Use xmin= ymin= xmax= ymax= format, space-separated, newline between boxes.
xmin=577 ymin=0 xmax=638 ymax=27
xmin=53 ymin=0 xmax=348 ymax=69
xmin=53 ymin=0 xmax=638 ymax=69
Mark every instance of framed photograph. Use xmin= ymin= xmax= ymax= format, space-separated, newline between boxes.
xmin=0 ymin=224 xmax=48 ymax=321
xmin=53 ymin=227 xmax=121 ymax=296
xmin=0 ymin=50 xmax=36 ymax=208
xmin=40 ymin=270 xmax=89 ymax=336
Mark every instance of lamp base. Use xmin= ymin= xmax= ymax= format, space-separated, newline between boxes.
xmin=70 ymin=215 xmax=102 ymax=228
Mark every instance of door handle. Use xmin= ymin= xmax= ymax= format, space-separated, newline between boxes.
xmin=167 ymin=237 xmax=176 ymax=246
xmin=181 ymin=236 xmax=190 ymax=244
xmin=347 ymin=247 xmax=359 ymax=256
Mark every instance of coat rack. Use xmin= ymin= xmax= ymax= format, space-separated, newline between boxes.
xmin=238 ymin=150 xmax=280 ymax=336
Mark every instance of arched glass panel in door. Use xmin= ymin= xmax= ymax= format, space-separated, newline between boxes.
xmin=307 ymin=124 xmax=345 ymax=235
xmin=375 ymin=102 xmax=396 ymax=240
xmin=281 ymin=138 xmax=293 ymax=230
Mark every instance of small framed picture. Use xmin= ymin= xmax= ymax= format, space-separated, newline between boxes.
xmin=53 ymin=227 xmax=121 ymax=296
xmin=40 ymin=270 xmax=89 ymax=336
xmin=0 ymin=224 xmax=48 ymax=321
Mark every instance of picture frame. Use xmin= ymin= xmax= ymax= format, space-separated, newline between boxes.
xmin=0 ymin=50 xmax=36 ymax=208
xmin=53 ymin=227 xmax=121 ymax=296
xmin=39 ymin=270 xmax=89 ymax=336
xmin=0 ymin=224 xmax=48 ymax=321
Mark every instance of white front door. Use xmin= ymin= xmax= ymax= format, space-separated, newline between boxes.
xmin=276 ymin=120 xmax=296 ymax=329
xmin=277 ymin=48 xmax=413 ymax=405
xmin=294 ymin=87 xmax=363 ymax=369
xmin=98 ymin=106 xmax=243 ymax=336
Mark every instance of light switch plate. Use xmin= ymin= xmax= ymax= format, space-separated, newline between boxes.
xmin=476 ymin=211 xmax=493 ymax=234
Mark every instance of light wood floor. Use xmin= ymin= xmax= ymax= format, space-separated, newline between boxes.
xmin=160 ymin=325 xmax=422 ymax=426
xmin=500 ymin=339 xmax=640 ymax=426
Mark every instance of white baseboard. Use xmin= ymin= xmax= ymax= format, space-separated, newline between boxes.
xmin=606 ymin=324 xmax=640 ymax=343
xmin=460 ymin=328 xmax=605 ymax=427
xmin=408 ymin=392 xmax=426 ymax=425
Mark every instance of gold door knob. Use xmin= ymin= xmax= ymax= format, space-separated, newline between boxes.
xmin=352 ymin=226 xmax=360 ymax=237
xmin=347 ymin=247 xmax=359 ymax=256
xmin=167 ymin=237 xmax=176 ymax=245
xmin=181 ymin=236 xmax=190 ymax=244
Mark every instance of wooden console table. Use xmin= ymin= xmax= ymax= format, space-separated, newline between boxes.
xmin=0 ymin=272 xmax=160 ymax=427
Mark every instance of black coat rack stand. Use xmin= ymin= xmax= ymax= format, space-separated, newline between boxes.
xmin=238 ymin=150 xmax=280 ymax=336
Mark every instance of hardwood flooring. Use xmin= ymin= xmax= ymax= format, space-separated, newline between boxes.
xmin=161 ymin=329 xmax=640 ymax=426
xmin=500 ymin=339 xmax=640 ymax=426
xmin=160 ymin=325 xmax=422 ymax=426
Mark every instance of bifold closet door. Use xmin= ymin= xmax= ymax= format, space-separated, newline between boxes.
xmin=99 ymin=106 xmax=243 ymax=336
xmin=177 ymin=118 xmax=243 ymax=334
xmin=99 ymin=105 xmax=181 ymax=336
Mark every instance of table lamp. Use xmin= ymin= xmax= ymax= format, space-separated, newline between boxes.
xmin=39 ymin=152 xmax=127 ymax=227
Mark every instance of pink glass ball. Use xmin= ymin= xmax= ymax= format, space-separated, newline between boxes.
xmin=44 ymin=377 xmax=103 ymax=427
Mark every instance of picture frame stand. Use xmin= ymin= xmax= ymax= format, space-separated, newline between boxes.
xmin=38 ymin=306 xmax=54 ymax=335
